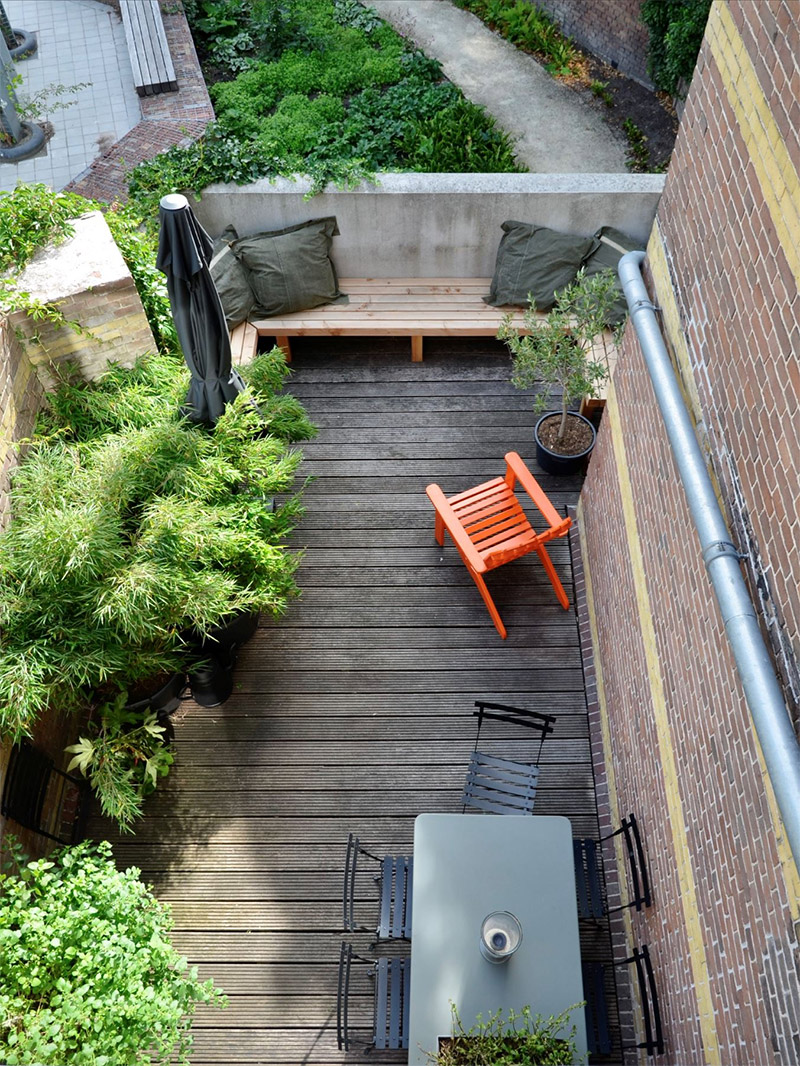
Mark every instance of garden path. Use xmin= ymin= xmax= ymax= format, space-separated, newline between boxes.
xmin=368 ymin=0 xmax=629 ymax=173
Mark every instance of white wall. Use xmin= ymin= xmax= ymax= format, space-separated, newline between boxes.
xmin=192 ymin=172 xmax=665 ymax=278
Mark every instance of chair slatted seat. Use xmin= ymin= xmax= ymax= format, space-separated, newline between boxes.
xmin=461 ymin=701 xmax=555 ymax=816
xmin=337 ymin=943 xmax=410 ymax=1052
xmin=427 ymin=452 xmax=572 ymax=638
xmin=582 ymin=961 xmax=613 ymax=1056
xmin=462 ymin=750 xmax=540 ymax=814
xmin=574 ymin=813 xmax=652 ymax=919
xmin=574 ymin=837 xmax=605 ymax=919
xmin=343 ymin=834 xmax=413 ymax=940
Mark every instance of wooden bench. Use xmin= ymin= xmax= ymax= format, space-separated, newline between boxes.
xmin=120 ymin=0 xmax=178 ymax=97
xmin=228 ymin=278 xmax=536 ymax=365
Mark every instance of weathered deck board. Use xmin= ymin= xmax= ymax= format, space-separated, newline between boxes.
xmin=85 ymin=347 xmax=618 ymax=1064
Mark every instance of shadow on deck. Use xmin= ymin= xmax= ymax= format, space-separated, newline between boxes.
xmin=91 ymin=341 xmax=619 ymax=1065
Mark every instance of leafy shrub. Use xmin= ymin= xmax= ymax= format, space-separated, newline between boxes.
xmin=641 ymin=0 xmax=712 ymax=96
xmin=435 ymin=1003 xmax=580 ymax=1064
xmin=498 ymin=268 xmax=620 ymax=440
xmin=404 ymin=98 xmax=524 ymax=173
xmin=0 ymin=840 xmax=224 ymax=1064
xmin=185 ymin=0 xmax=319 ymax=73
xmin=0 ymin=349 xmax=313 ymax=742
xmin=126 ymin=0 xmax=525 ymax=209
xmin=257 ymin=93 xmax=346 ymax=159
xmin=0 ymin=184 xmax=89 ymax=274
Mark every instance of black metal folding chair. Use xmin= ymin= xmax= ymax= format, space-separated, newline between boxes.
xmin=343 ymin=833 xmax=413 ymax=940
xmin=622 ymin=944 xmax=664 ymax=1056
xmin=574 ymin=812 xmax=652 ymax=919
xmin=462 ymin=700 xmax=555 ymax=815
xmin=336 ymin=942 xmax=410 ymax=1052
xmin=1 ymin=742 xmax=85 ymax=844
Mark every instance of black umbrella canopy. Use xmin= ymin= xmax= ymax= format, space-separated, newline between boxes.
xmin=156 ymin=193 xmax=245 ymax=425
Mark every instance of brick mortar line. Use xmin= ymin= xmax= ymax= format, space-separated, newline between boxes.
xmin=66 ymin=5 xmax=214 ymax=203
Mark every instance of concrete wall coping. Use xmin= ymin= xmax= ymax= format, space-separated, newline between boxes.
xmin=193 ymin=171 xmax=665 ymax=278
xmin=201 ymin=172 xmax=666 ymax=198
xmin=12 ymin=211 xmax=130 ymax=303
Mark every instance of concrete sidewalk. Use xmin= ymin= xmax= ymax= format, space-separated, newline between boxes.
xmin=370 ymin=0 xmax=628 ymax=173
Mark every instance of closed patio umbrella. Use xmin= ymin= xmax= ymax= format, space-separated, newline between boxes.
xmin=156 ymin=193 xmax=245 ymax=425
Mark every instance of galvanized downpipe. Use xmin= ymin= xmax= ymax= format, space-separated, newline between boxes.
xmin=618 ymin=250 xmax=800 ymax=870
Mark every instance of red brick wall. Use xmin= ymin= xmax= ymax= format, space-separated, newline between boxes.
xmin=531 ymin=0 xmax=652 ymax=86
xmin=580 ymin=1 xmax=800 ymax=1061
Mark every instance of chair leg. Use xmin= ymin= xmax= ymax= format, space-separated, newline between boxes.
xmin=468 ymin=566 xmax=508 ymax=639
xmin=534 ymin=544 xmax=570 ymax=610
xmin=434 ymin=510 xmax=445 ymax=547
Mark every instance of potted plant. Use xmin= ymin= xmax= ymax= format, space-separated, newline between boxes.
xmin=65 ymin=692 xmax=174 ymax=832
xmin=498 ymin=268 xmax=622 ymax=476
xmin=432 ymin=1003 xmax=583 ymax=1064
xmin=0 ymin=348 xmax=314 ymax=743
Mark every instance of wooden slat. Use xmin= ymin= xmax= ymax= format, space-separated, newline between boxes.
xmin=119 ymin=0 xmax=177 ymax=95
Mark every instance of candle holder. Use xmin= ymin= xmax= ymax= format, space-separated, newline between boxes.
xmin=479 ymin=910 xmax=522 ymax=964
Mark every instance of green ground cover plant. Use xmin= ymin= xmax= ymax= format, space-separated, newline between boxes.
xmin=0 ymin=840 xmax=225 ymax=1064
xmin=126 ymin=0 xmax=524 ymax=214
xmin=451 ymin=0 xmax=583 ymax=78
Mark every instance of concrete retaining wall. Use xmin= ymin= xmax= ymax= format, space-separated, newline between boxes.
xmin=191 ymin=173 xmax=665 ymax=278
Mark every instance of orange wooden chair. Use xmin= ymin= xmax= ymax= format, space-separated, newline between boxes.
xmin=425 ymin=452 xmax=572 ymax=639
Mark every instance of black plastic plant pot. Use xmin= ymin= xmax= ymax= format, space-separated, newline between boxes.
xmin=10 ymin=28 xmax=37 ymax=59
xmin=534 ymin=412 xmax=597 ymax=476
xmin=201 ymin=609 xmax=260 ymax=651
xmin=188 ymin=651 xmax=236 ymax=708
xmin=125 ymin=671 xmax=186 ymax=716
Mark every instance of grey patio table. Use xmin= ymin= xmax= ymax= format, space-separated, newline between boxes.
xmin=407 ymin=813 xmax=588 ymax=1064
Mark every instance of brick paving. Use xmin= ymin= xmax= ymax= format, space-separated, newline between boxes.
xmin=1 ymin=0 xmax=213 ymax=202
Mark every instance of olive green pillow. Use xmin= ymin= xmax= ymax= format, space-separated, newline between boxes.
xmin=580 ymin=226 xmax=645 ymax=326
xmin=231 ymin=216 xmax=347 ymax=317
xmin=210 ymin=225 xmax=256 ymax=330
xmin=486 ymin=221 xmax=597 ymax=311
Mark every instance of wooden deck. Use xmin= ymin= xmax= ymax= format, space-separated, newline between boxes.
xmin=90 ymin=342 xmax=617 ymax=1065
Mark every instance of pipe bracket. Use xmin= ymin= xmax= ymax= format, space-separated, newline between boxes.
xmin=702 ymin=540 xmax=748 ymax=566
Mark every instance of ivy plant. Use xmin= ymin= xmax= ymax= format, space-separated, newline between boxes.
xmin=0 ymin=840 xmax=225 ymax=1065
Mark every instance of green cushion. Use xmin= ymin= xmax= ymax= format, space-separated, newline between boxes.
xmin=210 ymin=225 xmax=256 ymax=330
xmin=486 ymin=221 xmax=597 ymax=311
xmin=232 ymin=216 xmax=347 ymax=317
xmin=581 ymin=226 xmax=645 ymax=326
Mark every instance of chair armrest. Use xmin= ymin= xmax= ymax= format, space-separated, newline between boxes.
xmin=504 ymin=452 xmax=571 ymax=536
xmin=425 ymin=483 xmax=487 ymax=572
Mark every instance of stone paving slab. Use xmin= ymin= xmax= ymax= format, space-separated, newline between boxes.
xmin=369 ymin=0 xmax=628 ymax=173
xmin=1 ymin=0 xmax=141 ymax=193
